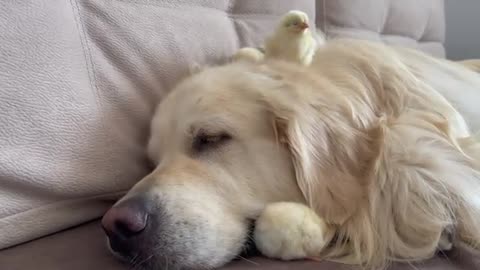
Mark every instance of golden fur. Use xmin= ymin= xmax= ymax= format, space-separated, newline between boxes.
xmin=459 ymin=59 xmax=480 ymax=73
xmin=253 ymin=41 xmax=480 ymax=267
xmin=122 ymin=39 xmax=480 ymax=269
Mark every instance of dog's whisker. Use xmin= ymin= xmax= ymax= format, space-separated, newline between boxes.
xmin=129 ymin=243 xmax=167 ymax=270
xmin=236 ymin=255 xmax=259 ymax=266
xmin=129 ymin=253 xmax=141 ymax=266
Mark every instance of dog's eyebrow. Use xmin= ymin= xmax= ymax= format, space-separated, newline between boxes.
xmin=188 ymin=117 xmax=235 ymax=136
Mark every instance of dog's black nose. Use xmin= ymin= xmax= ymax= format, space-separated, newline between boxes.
xmin=102 ymin=197 xmax=149 ymax=240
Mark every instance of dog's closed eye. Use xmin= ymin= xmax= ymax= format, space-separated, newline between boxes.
xmin=192 ymin=131 xmax=232 ymax=153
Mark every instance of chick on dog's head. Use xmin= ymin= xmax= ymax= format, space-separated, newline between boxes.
xmin=281 ymin=10 xmax=310 ymax=33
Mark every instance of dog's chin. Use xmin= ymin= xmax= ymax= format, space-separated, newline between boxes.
xmin=111 ymin=249 xmax=244 ymax=270
xmin=118 ymin=245 xmax=256 ymax=270
xmin=107 ymin=220 xmax=258 ymax=270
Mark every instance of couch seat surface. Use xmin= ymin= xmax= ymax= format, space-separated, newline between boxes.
xmin=1 ymin=221 xmax=478 ymax=270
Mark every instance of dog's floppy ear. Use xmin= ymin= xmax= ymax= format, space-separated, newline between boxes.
xmin=263 ymin=86 xmax=382 ymax=224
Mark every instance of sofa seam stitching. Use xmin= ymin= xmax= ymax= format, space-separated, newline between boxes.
xmin=0 ymin=190 xmax=128 ymax=221
xmin=69 ymin=0 xmax=104 ymax=117
xmin=116 ymin=0 xmax=288 ymax=18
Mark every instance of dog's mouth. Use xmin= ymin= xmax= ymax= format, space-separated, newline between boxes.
xmin=107 ymin=217 xmax=260 ymax=269
xmin=237 ymin=220 xmax=260 ymax=259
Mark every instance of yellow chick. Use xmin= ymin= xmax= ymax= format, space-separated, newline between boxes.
xmin=264 ymin=10 xmax=319 ymax=66
xmin=254 ymin=202 xmax=334 ymax=261
xmin=232 ymin=47 xmax=265 ymax=63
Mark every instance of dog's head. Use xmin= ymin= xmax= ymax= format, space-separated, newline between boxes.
xmin=101 ymin=60 xmax=378 ymax=269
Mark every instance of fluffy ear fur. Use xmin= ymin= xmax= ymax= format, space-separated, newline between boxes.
xmin=260 ymin=71 xmax=382 ymax=225
xmin=259 ymin=45 xmax=480 ymax=267
xmin=276 ymin=104 xmax=381 ymax=225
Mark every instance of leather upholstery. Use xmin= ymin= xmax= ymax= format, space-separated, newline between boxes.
xmin=1 ymin=221 xmax=478 ymax=270
xmin=0 ymin=0 xmax=446 ymax=252
xmin=316 ymin=0 xmax=446 ymax=57
xmin=3 ymin=1 xmax=478 ymax=270
xmin=0 ymin=0 xmax=314 ymax=249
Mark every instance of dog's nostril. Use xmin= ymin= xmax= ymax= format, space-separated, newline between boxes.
xmin=102 ymin=198 xmax=149 ymax=239
xmin=113 ymin=214 xmax=146 ymax=237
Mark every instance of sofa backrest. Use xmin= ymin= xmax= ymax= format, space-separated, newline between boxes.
xmin=316 ymin=0 xmax=446 ymax=57
xmin=0 ymin=0 xmax=315 ymax=249
xmin=0 ymin=0 xmax=445 ymax=249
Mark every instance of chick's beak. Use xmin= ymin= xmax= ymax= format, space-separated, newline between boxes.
xmin=298 ymin=22 xmax=309 ymax=31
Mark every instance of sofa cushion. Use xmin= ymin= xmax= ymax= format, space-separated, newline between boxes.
xmin=0 ymin=0 xmax=315 ymax=249
xmin=316 ymin=0 xmax=446 ymax=57
xmin=1 ymin=221 xmax=479 ymax=270
xmin=0 ymin=0 xmax=450 ymax=256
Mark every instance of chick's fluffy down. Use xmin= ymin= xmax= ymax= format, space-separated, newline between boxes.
xmin=254 ymin=202 xmax=334 ymax=260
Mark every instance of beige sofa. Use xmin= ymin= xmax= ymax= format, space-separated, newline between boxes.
xmin=1 ymin=0 xmax=478 ymax=269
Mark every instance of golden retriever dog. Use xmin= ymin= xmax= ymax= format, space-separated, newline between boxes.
xmin=101 ymin=38 xmax=480 ymax=270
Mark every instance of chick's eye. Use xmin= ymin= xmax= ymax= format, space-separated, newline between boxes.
xmin=192 ymin=132 xmax=232 ymax=153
